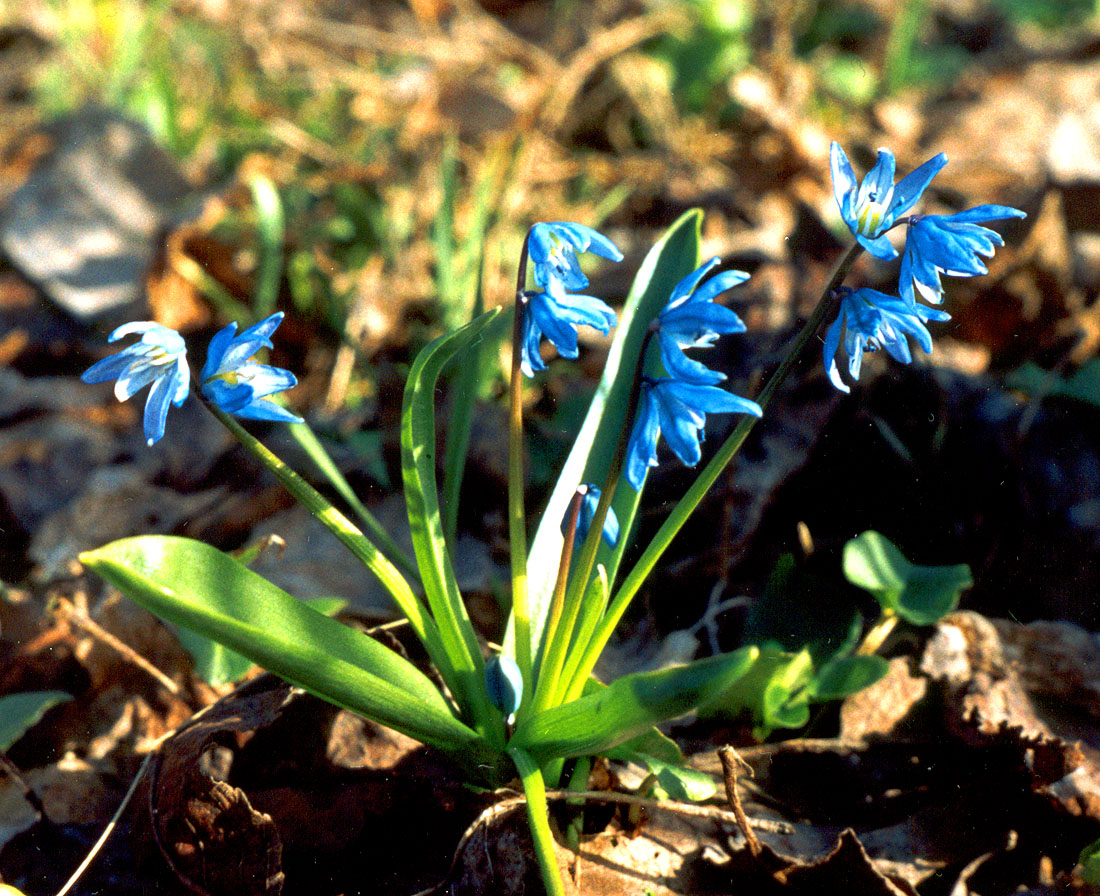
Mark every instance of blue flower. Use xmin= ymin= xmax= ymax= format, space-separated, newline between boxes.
xmin=823 ymin=287 xmax=951 ymax=393
xmin=625 ymin=377 xmax=762 ymax=490
xmin=656 ymin=257 xmax=749 ymax=385
xmin=521 ymin=277 xmax=618 ymax=376
xmin=484 ymin=653 xmax=523 ymax=722
xmin=528 ymin=222 xmax=623 ymax=292
xmin=200 ymin=312 xmax=303 ymax=423
xmin=899 ymin=205 xmax=1026 ymax=306
xmin=561 ymin=485 xmax=620 ymax=548
xmin=830 ymin=142 xmax=947 ymax=260
xmin=81 ymin=322 xmax=190 ymax=446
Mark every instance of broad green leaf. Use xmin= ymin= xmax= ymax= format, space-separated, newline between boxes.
xmin=843 ymin=531 xmax=971 ymax=625
xmin=176 ymin=596 xmax=345 ymax=686
xmin=523 ymin=209 xmax=703 ymax=658
xmin=512 ymin=646 xmax=757 ymax=761
xmin=1008 ymin=359 xmax=1100 ymax=409
xmin=1079 ymin=837 xmax=1100 ymax=887
xmin=79 ymin=536 xmax=489 ymax=758
xmin=761 ymin=648 xmax=814 ymax=731
xmin=0 ymin=691 xmax=71 ymax=751
xmin=707 ymin=645 xmax=813 ymax=736
xmin=615 ymin=750 xmax=717 ymax=801
xmin=402 ymin=309 xmax=503 ymax=739
xmin=810 ymin=654 xmax=890 ymax=701
xmin=174 ymin=628 xmax=253 ymax=687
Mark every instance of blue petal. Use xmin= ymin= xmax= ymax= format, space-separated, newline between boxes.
xmin=667 ymin=258 xmax=721 ymax=309
xmin=888 ymin=152 xmax=948 ymax=219
xmin=233 ymin=398 xmax=304 ymax=423
xmin=858 ymin=149 xmax=896 ymax=211
xmin=549 ymin=222 xmax=624 ymax=261
xmin=142 ymin=369 xmax=175 ymax=445
xmin=659 ymin=332 xmax=726 ymax=385
xmin=858 ymin=231 xmax=900 ymax=260
xmin=625 ymin=387 xmax=661 ymax=491
xmin=823 ymin=313 xmax=849 ymax=393
xmin=82 ymin=345 xmax=147 ymax=384
xmin=690 ymin=268 xmax=750 ymax=305
xmin=202 ymin=322 xmax=238 ymax=381
xmin=830 ymin=142 xmax=858 ymax=219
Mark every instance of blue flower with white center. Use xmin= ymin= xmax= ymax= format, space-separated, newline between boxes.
xmin=830 ymin=142 xmax=948 ymax=260
xmin=823 ymin=287 xmax=951 ymax=393
xmin=200 ymin=312 xmax=303 ymax=423
xmin=528 ymin=222 xmax=623 ymax=292
xmin=521 ymin=277 xmax=618 ymax=376
xmin=899 ymin=205 xmax=1026 ymax=306
xmin=561 ymin=485 xmax=619 ymax=548
xmin=625 ymin=377 xmax=762 ymax=491
xmin=81 ymin=322 xmax=190 ymax=446
xmin=656 ymin=257 xmax=749 ymax=385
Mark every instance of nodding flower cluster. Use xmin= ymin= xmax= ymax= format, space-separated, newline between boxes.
xmin=82 ymin=312 xmax=302 ymax=444
xmin=825 ymin=142 xmax=1025 ymax=393
xmin=520 ymin=222 xmax=623 ymax=377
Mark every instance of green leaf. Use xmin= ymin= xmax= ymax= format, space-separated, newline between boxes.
xmin=79 ymin=536 xmax=489 ymax=757
xmin=511 ymin=646 xmax=757 ymax=761
xmin=0 ymin=691 xmax=71 ymax=751
xmin=843 ymin=531 xmax=971 ymax=625
xmin=1008 ymin=359 xmax=1100 ymax=409
xmin=809 ymin=654 xmax=890 ymax=701
xmin=707 ymin=645 xmax=814 ymax=737
xmin=402 ymin=309 xmax=504 ymax=739
xmin=174 ymin=628 xmax=254 ymax=686
xmin=175 ymin=596 xmax=346 ymax=686
xmin=523 ymin=209 xmax=703 ymax=657
xmin=616 ymin=751 xmax=717 ymax=802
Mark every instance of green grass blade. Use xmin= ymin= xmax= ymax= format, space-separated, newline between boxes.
xmin=402 ymin=309 xmax=505 ymax=741
xmin=0 ymin=691 xmax=71 ymax=751
xmin=248 ymin=173 xmax=285 ymax=321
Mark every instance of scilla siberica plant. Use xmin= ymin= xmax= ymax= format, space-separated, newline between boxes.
xmin=79 ymin=145 xmax=1022 ymax=895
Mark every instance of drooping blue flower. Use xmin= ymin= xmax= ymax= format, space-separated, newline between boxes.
xmin=200 ymin=312 xmax=303 ymax=423
xmin=830 ymin=142 xmax=948 ymax=260
xmin=81 ymin=322 xmax=190 ymax=446
xmin=656 ymin=257 xmax=749 ymax=385
xmin=528 ymin=222 xmax=623 ymax=292
xmin=823 ymin=287 xmax=951 ymax=393
xmin=899 ymin=205 xmax=1026 ymax=306
xmin=484 ymin=653 xmax=523 ymax=722
xmin=561 ymin=484 xmax=619 ymax=548
xmin=625 ymin=377 xmax=762 ymax=491
xmin=521 ymin=277 xmax=618 ymax=376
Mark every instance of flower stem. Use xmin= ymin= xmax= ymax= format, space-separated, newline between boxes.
xmin=564 ymin=241 xmax=865 ymax=699
xmin=204 ymin=402 xmax=458 ymax=694
xmin=510 ymin=231 xmax=534 ymax=699
xmin=532 ymin=486 xmax=585 ymax=707
xmin=508 ymin=747 xmax=565 ymax=896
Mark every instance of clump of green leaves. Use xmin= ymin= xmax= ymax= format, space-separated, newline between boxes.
xmin=712 ymin=531 xmax=971 ymax=738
